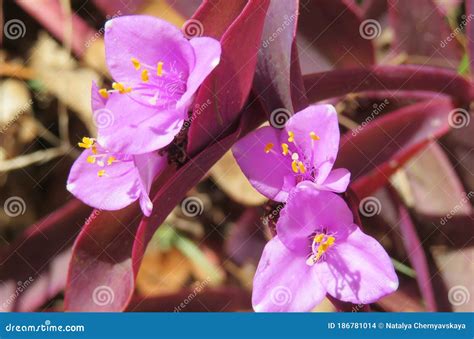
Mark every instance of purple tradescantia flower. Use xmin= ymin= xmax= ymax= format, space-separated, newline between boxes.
xmin=66 ymin=136 xmax=166 ymax=217
xmin=233 ymin=105 xmax=350 ymax=202
xmin=253 ymin=184 xmax=398 ymax=312
xmin=95 ymin=15 xmax=221 ymax=154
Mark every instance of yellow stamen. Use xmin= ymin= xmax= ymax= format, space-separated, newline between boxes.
xmin=99 ymin=88 xmax=109 ymax=99
xmin=141 ymin=69 xmax=149 ymax=82
xmin=97 ymin=170 xmax=106 ymax=177
xmin=91 ymin=146 xmax=98 ymax=155
xmin=298 ymin=161 xmax=306 ymax=173
xmin=131 ymin=57 xmax=141 ymax=70
xmin=107 ymin=156 xmax=116 ymax=165
xmin=310 ymin=131 xmax=320 ymax=140
xmin=287 ymin=131 xmax=295 ymax=143
xmin=264 ymin=143 xmax=274 ymax=153
xmin=157 ymin=61 xmax=163 ymax=76
xmin=112 ymin=82 xmax=132 ymax=94
xmin=326 ymin=236 xmax=335 ymax=246
xmin=86 ymin=155 xmax=96 ymax=164
xmin=281 ymin=143 xmax=289 ymax=155
xmin=291 ymin=160 xmax=299 ymax=173
xmin=78 ymin=137 xmax=94 ymax=149
xmin=314 ymin=234 xmax=324 ymax=243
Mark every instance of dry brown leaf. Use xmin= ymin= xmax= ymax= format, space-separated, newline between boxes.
xmin=210 ymin=151 xmax=267 ymax=206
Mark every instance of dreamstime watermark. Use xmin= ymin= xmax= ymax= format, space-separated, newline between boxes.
xmin=85 ymin=10 xmax=122 ymax=48
xmin=440 ymin=14 xmax=474 ymax=48
xmin=0 ymin=277 xmax=34 ymax=311
xmin=174 ymin=277 xmax=211 ymax=312
xmin=84 ymin=209 xmax=102 ymax=226
xmin=5 ymin=320 xmax=85 ymax=333
xmin=269 ymin=108 xmax=292 ymax=128
xmin=352 ymin=99 xmax=390 ymax=136
xmin=358 ymin=196 xmax=382 ymax=217
xmin=448 ymin=285 xmax=470 ymax=306
xmin=179 ymin=99 xmax=212 ymax=136
xmin=261 ymin=204 xmax=284 ymax=226
xmin=440 ymin=191 xmax=474 ymax=226
xmin=270 ymin=285 xmax=292 ymax=306
xmin=3 ymin=196 xmax=26 ymax=217
xmin=92 ymin=285 xmax=115 ymax=306
xmin=1 ymin=99 xmax=33 ymax=134
xmin=181 ymin=196 xmax=204 ymax=217
xmin=92 ymin=108 xmax=115 ymax=129
xmin=182 ymin=19 xmax=203 ymax=39
xmin=3 ymin=19 xmax=26 ymax=40
xmin=262 ymin=13 xmax=297 ymax=48
xmin=448 ymin=108 xmax=470 ymax=129
xmin=359 ymin=19 xmax=381 ymax=40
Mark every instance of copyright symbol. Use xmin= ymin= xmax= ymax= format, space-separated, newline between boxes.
xmin=378 ymin=322 xmax=384 ymax=329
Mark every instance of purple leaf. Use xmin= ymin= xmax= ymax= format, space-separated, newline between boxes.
xmin=0 ymin=199 xmax=91 ymax=311
xmin=304 ymin=66 xmax=472 ymax=105
xmin=336 ymin=98 xmax=456 ymax=198
xmin=387 ymin=0 xmax=462 ymax=67
xmin=298 ymin=0 xmax=375 ymax=69
xmin=187 ymin=0 xmax=270 ymax=155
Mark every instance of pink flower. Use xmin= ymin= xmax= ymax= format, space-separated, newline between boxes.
xmin=252 ymin=184 xmax=398 ymax=312
xmin=233 ymin=105 xmax=350 ymax=202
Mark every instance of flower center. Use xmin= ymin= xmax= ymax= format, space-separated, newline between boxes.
xmin=263 ymin=130 xmax=320 ymax=179
xmin=97 ymin=57 xmax=187 ymax=106
xmin=78 ymin=137 xmax=120 ymax=177
xmin=306 ymin=232 xmax=336 ymax=266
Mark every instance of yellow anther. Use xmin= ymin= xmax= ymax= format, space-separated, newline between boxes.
xmin=157 ymin=61 xmax=163 ymax=76
xmin=281 ymin=143 xmax=289 ymax=155
xmin=314 ymin=234 xmax=325 ymax=243
xmin=288 ymin=131 xmax=295 ymax=142
xmin=291 ymin=160 xmax=299 ymax=173
xmin=107 ymin=156 xmax=116 ymax=165
xmin=310 ymin=131 xmax=320 ymax=140
xmin=264 ymin=143 xmax=274 ymax=153
xmin=86 ymin=155 xmax=96 ymax=164
xmin=326 ymin=236 xmax=335 ymax=246
xmin=112 ymin=82 xmax=132 ymax=94
xmin=91 ymin=146 xmax=98 ymax=155
xmin=78 ymin=137 xmax=94 ymax=149
xmin=97 ymin=170 xmax=106 ymax=177
xmin=298 ymin=161 xmax=306 ymax=173
xmin=131 ymin=57 xmax=141 ymax=70
xmin=98 ymin=88 xmax=109 ymax=99
xmin=141 ymin=69 xmax=149 ymax=82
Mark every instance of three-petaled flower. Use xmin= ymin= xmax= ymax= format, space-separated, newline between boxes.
xmin=233 ymin=105 xmax=351 ymax=202
xmin=252 ymin=184 xmax=398 ymax=312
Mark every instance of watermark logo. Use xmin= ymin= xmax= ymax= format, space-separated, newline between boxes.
xmin=359 ymin=19 xmax=381 ymax=40
xmin=448 ymin=285 xmax=470 ymax=306
xmin=92 ymin=108 xmax=114 ymax=129
xmin=4 ymin=19 xmax=26 ymax=40
xmin=182 ymin=19 xmax=204 ymax=39
xmin=181 ymin=197 xmax=204 ymax=217
xmin=4 ymin=196 xmax=26 ymax=217
xmin=358 ymin=196 xmax=382 ymax=217
xmin=448 ymin=108 xmax=470 ymax=129
xmin=270 ymin=286 xmax=292 ymax=306
xmin=270 ymin=108 xmax=292 ymax=129
xmin=92 ymin=285 xmax=115 ymax=306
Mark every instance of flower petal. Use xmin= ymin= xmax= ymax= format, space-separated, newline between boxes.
xmin=179 ymin=37 xmax=221 ymax=108
xmin=306 ymin=168 xmax=351 ymax=193
xmin=104 ymin=16 xmax=193 ymax=86
xmin=284 ymin=105 xmax=340 ymax=183
xmin=96 ymin=93 xmax=185 ymax=154
xmin=66 ymin=149 xmax=141 ymax=211
xmin=252 ymin=236 xmax=326 ymax=312
xmin=232 ymin=126 xmax=294 ymax=201
xmin=133 ymin=152 xmax=168 ymax=216
xmin=278 ymin=186 xmax=354 ymax=255
xmin=316 ymin=225 xmax=399 ymax=304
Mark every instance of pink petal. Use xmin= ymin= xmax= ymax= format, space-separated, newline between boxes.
xmin=278 ymin=185 xmax=354 ymax=255
xmin=232 ymin=126 xmax=295 ymax=201
xmin=96 ymin=93 xmax=185 ymax=154
xmin=311 ymin=168 xmax=351 ymax=193
xmin=104 ymin=16 xmax=193 ymax=87
xmin=66 ymin=149 xmax=141 ymax=211
xmin=316 ymin=225 xmax=399 ymax=304
xmin=252 ymin=237 xmax=326 ymax=312
xmin=179 ymin=37 xmax=221 ymax=108
xmin=283 ymin=105 xmax=340 ymax=184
